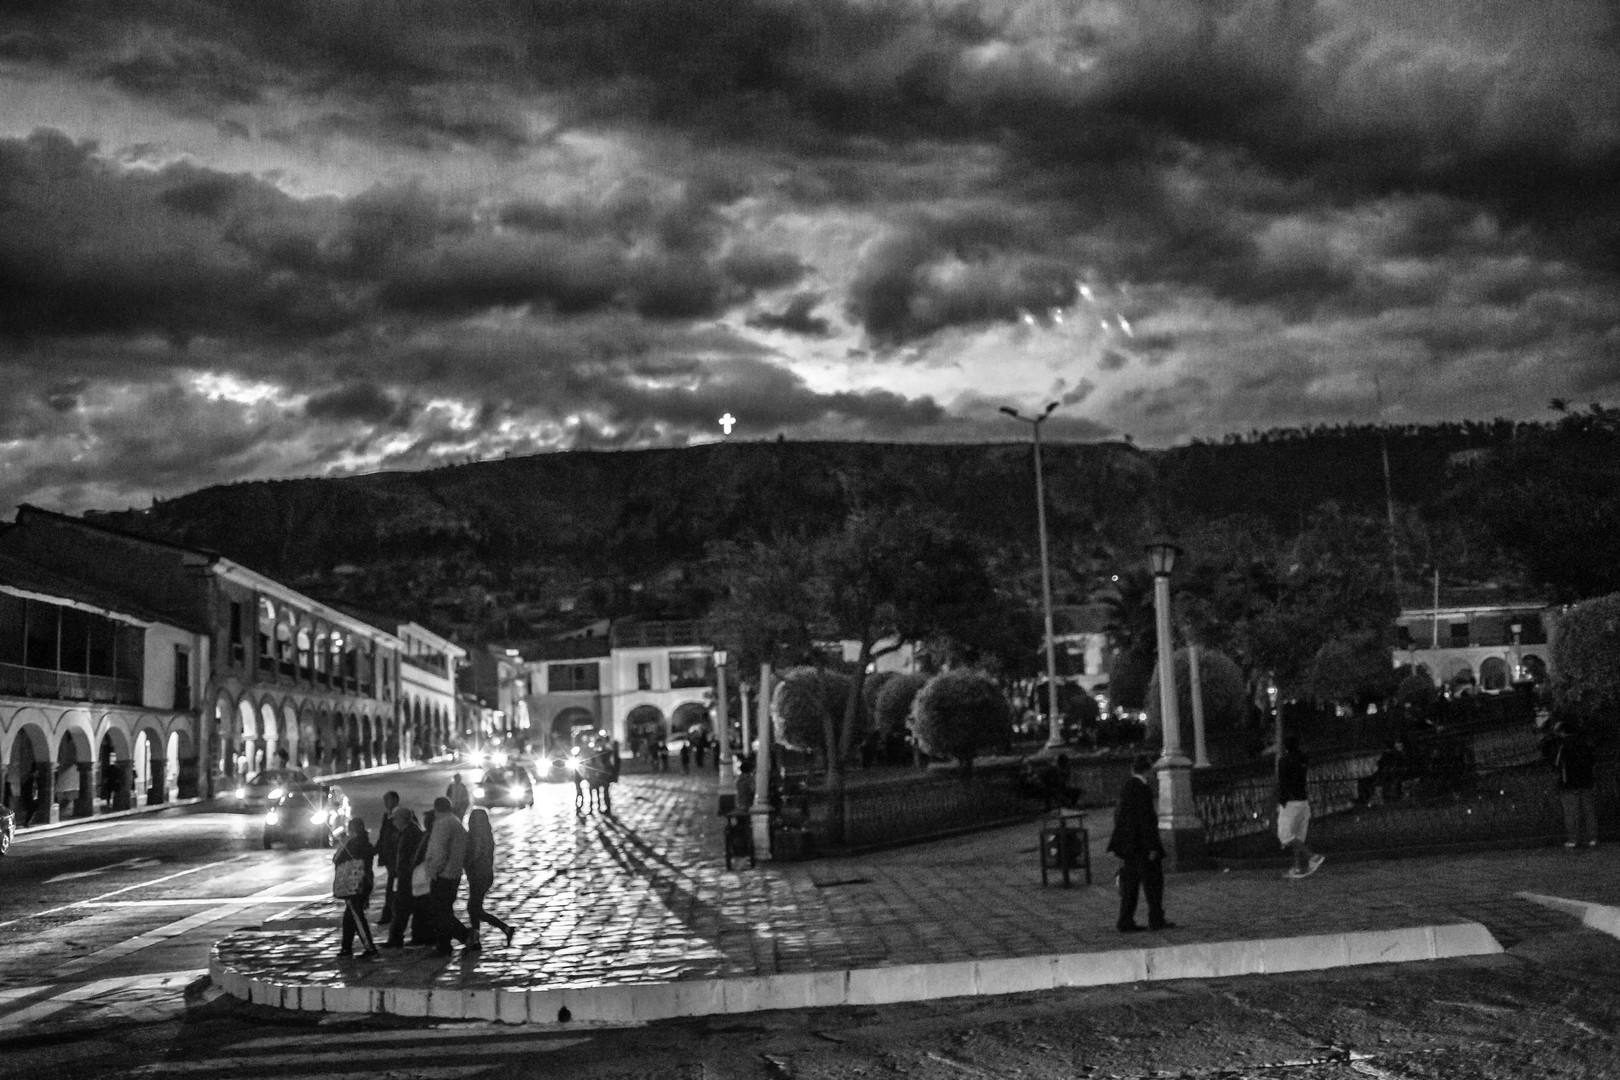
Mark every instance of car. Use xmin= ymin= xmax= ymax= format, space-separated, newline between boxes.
xmin=262 ymin=782 xmax=350 ymax=850
xmin=226 ymin=769 xmax=309 ymax=814
xmin=474 ymin=766 xmax=534 ymax=808
xmin=0 ymin=804 xmax=13 ymax=857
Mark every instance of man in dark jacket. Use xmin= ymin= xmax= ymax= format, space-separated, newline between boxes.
xmin=1553 ymin=720 xmax=1599 ymax=847
xmin=381 ymin=807 xmax=424 ymax=949
xmin=1107 ymin=754 xmax=1174 ymax=933
xmin=375 ymin=790 xmax=400 ymax=926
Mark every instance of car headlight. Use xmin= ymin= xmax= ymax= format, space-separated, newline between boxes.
xmin=309 ymin=810 xmax=329 ymax=825
xmin=473 ymin=786 xmax=486 ymax=799
xmin=269 ymin=787 xmax=285 ymax=800
xmin=264 ymin=810 xmax=279 ymax=824
xmin=234 ymin=787 xmax=246 ymax=800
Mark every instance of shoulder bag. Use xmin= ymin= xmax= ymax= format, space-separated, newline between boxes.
xmin=333 ymin=858 xmax=365 ymax=899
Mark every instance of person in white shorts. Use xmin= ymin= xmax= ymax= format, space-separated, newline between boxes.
xmin=1276 ymin=733 xmax=1325 ymax=879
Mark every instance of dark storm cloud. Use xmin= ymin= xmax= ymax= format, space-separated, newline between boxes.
xmin=749 ymin=294 xmax=831 ymax=337
xmin=847 ymin=209 xmax=1079 ymax=343
xmin=304 ymin=381 xmax=408 ymax=426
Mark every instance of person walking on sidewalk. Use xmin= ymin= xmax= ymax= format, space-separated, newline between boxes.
xmin=1277 ymin=734 xmax=1325 ymax=879
xmin=381 ymin=806 xmax=422 ymax=948
xmin=334 ymin=817 xmax=379 ymax=959
xmin=423 ymin=796 xmax=471 ymax=956
xmin=1552 ymin=718 xmax=1599 ymax=848
xmin=375 ymin=790 xmax=400 ymax=927
xmin=465 ymin=807 xmax=517 ymax=950
xmin=446 ymin=773 xmax=471 ymax=819
xmin=1107 ymin=754 xmax=1174 ymax=933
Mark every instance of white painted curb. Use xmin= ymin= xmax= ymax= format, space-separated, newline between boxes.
xmin=1517 ymin=891 xmax=1620 ymax=939
xmin=209 ymin=921 xmax=1502 ymax=1026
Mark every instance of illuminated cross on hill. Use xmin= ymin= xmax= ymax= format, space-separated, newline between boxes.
xmin=718 ymin=412 xmax=737 ymax=435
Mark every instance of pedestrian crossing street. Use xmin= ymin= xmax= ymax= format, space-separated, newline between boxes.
xmin=118 ymin=1024 xmax=594 ymax=1080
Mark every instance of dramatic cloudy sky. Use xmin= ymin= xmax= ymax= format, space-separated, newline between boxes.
xmin=2 ymin=1 xmax=1617 ymax=514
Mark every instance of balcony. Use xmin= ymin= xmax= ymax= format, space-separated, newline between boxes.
xmin=402 ymin=651 xmax=450 ymax=677
xmin=0 ymin=661 xmax=141 ymax=706
xmin=610 ymin=620 xmax=714 ymax=649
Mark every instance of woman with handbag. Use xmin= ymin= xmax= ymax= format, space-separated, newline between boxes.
xmin=334 ymin=817 xmax=378 ymax=959
xmin=465 ymin=807 xmax=517 ymax=950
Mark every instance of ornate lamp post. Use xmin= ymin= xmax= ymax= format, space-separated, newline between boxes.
xmin=1000 ymin=401 xmax=1065 ymax=750
xmin=1146 ymin=538 xmax=1204 ymax=868
xmin=715 ymin=649 xmax=733 ymax=784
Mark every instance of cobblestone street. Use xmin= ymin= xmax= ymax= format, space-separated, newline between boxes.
xmin=214 ymin=769 xmax=1620 ymax=1005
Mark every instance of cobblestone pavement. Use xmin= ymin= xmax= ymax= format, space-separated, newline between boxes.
xmin=213 ymin=771 xmax=1620 ymax=996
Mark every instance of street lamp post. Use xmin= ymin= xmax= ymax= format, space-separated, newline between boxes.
xmin=1000 ymin=402 xmax=1065 ymax=751
xmin=1146 ymin=538 xmax=1204 ymax=869
xmin=715 ymin=649 xmax=733 ymax=784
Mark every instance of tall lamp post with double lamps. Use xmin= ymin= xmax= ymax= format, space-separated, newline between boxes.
xmin=1146 ymin=538 xmax=1205 ymax=869
xmin=1000 ymin=402 xmax=1066 ymax=751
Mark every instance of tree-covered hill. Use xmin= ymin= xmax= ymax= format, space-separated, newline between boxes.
xmin=74 ymin=411 xmax=1620 ymax=646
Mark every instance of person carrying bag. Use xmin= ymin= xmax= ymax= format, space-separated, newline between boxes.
xmin=333 ymin=817 xmax=378 ymax=959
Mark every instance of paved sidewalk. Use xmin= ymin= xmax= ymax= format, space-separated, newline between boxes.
xmin=211 ymin=772 xmax=1620 ymax=1024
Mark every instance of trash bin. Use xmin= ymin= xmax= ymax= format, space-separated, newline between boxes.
xmin=1039 ymin=809 xmax=1090 ymax=887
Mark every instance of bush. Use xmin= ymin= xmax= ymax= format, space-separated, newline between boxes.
xmin=911 ymin=671 xmax=1011 ymax=771
xmin=861 ymin=670 xmax=898 ymax=727
xmin=874 ymin=672 xmax=928 ymax=738
xmin=1551 ymin=593 xmax=1620 ymax=738
xmin=1145 ymin=647 xmax=1247 ymax=751
xmin=1306 ymin=632 xmax=1397 ymax=704
xmin=773 ymin=667 xmax=856 ymax=754
xmin=1108 ymin=647 xmax=1154 ymax=709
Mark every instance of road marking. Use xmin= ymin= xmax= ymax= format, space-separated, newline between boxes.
xmin=51 ymin=874 xmax=327 ymax=979
xmin=81 ymin=896 xmax=332 ymax=907
xmin=0 ymin=854 xmax=254 ymax=930
xmin=234 ymin=1027 xmax=589 ymax=1049
xmin=126 ymin=1036 xmax=592 ymax=1072
xmin=45 ymin=857 xmax=165 ymax=883
xmin=0 ymin=969 xmax=206 ymax=1034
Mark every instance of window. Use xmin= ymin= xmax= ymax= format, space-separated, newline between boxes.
xmin=668 ymin=652 xmax=711 ymax=689
xmin=174 ymin=646 xmax=191 ymax=710
xmin=25 ymin=600 xmax=57 ymax=669
xmin=258 ymin=599 xmax=275 ymax=661
xmin=637 ymin=662 xmax=653 ymax=691
xmin=1449 ymin=622 xmax=1469 ymax=647
xmin=547 ymin=662 xmax=600 ymax=692
xmin=229 ymin=602 xmax=243 ymax=664
xmin=0 ymin=593 xmax=24 ymax=666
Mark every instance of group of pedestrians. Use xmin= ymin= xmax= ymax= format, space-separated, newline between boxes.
xmin=331 ymin=781 xmax=518 ymax=960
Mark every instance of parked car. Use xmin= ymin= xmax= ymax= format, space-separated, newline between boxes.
xmin=474 ymin=766 xmax=535 ymax=808
xmin=227 ymin=769 xmax=308 ymax=814
xmin=262 ymin=782 xmax=350 ymax=850
xmin=0 ymin=804 xmax=13 ymax=856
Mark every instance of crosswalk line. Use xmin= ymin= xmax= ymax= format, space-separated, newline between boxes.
xmin=126 ymin=1035 xmax=593 ymax=1073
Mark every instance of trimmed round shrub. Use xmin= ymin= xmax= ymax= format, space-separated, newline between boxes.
xmin=772 ymin=666 xmax=856 ymax=754
xmin=1145 ymin=647 xmax=1247 ymax=749
xmin=1551 ymin=593 xmax=1620 ymax=737
xmin=911 ymin=670 xmax=1011 ymax=771
xmin=874 ymin=672 xmax=928 ymax=738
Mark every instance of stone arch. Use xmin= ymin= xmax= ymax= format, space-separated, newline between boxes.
xmin=359 ymin=713 xmax=375 ymax=769
xmin=279 ymin=701 xmax=298 ymax=769
xmin=671 ymin=701 xmax=710 ymax=738
xmin=1439 ymin=659 xmax=1474 ymax=686
xmin=132 ymin=720 xmax=168 ymax=805
xmin=54 ymin=719 xmax=93 ymax=819
xmin=6 ymin=715 xmax=52 ymax=825
xmin=168 ymin=726 xmax=197 ymax=798
xmin=624 ymin=704 xmax=664 ymax=755
xmin=258 ymin=701 xmax=281 ymax=773
xmin=1522 ymin=654 xmax=1549 ymax=683
xmin=97 ymin=723 xmax=133 ymax=813
xmin=295 ymin=704 xmax=317 ymax=770
xmin=344 ymin=712 xmax=362 ymax=772
xmin=1478 ymin=656 xmax=1510 ymax=692
xmin=237 ymin=698 xmax=259 ymax=779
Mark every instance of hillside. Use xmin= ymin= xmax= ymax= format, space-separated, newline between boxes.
xmin=78 ymin=416 xmax=1620 ymax=646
